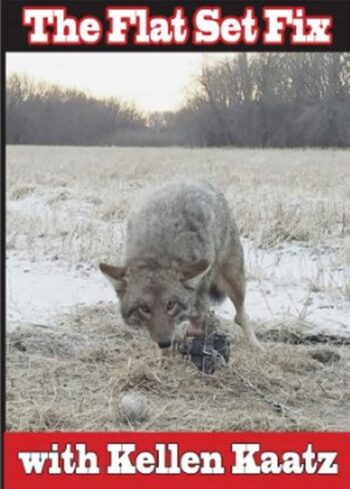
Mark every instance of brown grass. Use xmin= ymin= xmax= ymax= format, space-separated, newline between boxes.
xmin=6 ymin=146 xmax=350 ymax=261
xmin=6 ymin=304 xmax=350 ymax=431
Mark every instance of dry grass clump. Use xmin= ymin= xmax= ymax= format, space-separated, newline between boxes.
xmin=6 ymin=305 xmax=350 ymax=432
xmin=9 ymin=184 xmax=35 ymax=200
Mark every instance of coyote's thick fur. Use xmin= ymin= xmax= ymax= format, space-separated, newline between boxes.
xmin=100 ymin=181 xmax=260 ymax=350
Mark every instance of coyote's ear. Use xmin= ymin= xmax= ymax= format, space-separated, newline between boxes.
xmin=99 ymin=263 xmax=127 ymax=291
xmin=181 ymin=260 xmax=210 ymax=289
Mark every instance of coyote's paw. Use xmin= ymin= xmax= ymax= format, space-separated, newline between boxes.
xmin=185 ymin=324 xmax=204 ymax=338
xmin=249 ymin=337 xmax=265 ymax=352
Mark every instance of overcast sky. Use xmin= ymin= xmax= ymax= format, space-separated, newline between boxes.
xmin=6 ymin=53 xmax=230 ymax=112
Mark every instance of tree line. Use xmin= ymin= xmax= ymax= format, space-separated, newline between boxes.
xmin=6 ymin=53 xmax=350 ymax=147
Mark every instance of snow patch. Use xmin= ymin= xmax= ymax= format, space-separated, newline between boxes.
xmin=6 ymin=252 xmax=115 ymax=329
xmin=6 ymin=240 xmax=350 ymax=337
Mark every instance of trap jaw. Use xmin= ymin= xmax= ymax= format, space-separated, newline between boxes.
xmin=175 ymin=313 xmax=230 ymax=374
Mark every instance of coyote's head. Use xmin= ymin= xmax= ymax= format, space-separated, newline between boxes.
xmin=99 ymin=260 xmax=209 ymax=349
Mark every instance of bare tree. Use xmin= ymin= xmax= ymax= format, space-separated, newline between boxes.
xmin=6 ymin=54 xmax=350 ymax=148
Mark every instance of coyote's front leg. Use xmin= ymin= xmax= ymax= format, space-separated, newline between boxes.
xmin=186 ymin=315 xmax=206 ymax=337
xmin=186 ymin=288 xmax=210 ymax=337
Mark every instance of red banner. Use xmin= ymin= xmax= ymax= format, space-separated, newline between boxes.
xmin=4 ymin=432 xmax=350 ymax=489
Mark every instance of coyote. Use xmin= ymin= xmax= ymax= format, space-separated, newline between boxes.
xmin=99 ymin=181 xmax=260 ymax=350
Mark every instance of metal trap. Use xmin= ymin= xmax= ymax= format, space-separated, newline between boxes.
xmin=174 ymin=314 xmax=230 ymax=374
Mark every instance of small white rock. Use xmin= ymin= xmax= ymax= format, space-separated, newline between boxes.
xmin=119 ymin=393 xmax=150 ymax=421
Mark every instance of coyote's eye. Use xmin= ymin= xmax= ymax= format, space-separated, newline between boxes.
xmin=139 ymin=304 xmax=151 ymax=315
xmin=166 ymin=301 xmax=177 ymax=313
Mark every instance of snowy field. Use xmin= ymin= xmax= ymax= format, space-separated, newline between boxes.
xmin=6 ymin=145 xmax=350 ymax=431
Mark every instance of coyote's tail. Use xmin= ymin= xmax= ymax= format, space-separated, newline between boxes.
xmin=209 ymin=282 xmax=226 ymax=304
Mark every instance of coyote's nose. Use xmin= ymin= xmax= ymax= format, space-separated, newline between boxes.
xmin=158 ymin=341 xmax=171 ymax=349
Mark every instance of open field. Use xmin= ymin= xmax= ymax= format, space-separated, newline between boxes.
xmin=6 ymin=145 xmax=350 ymax=431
